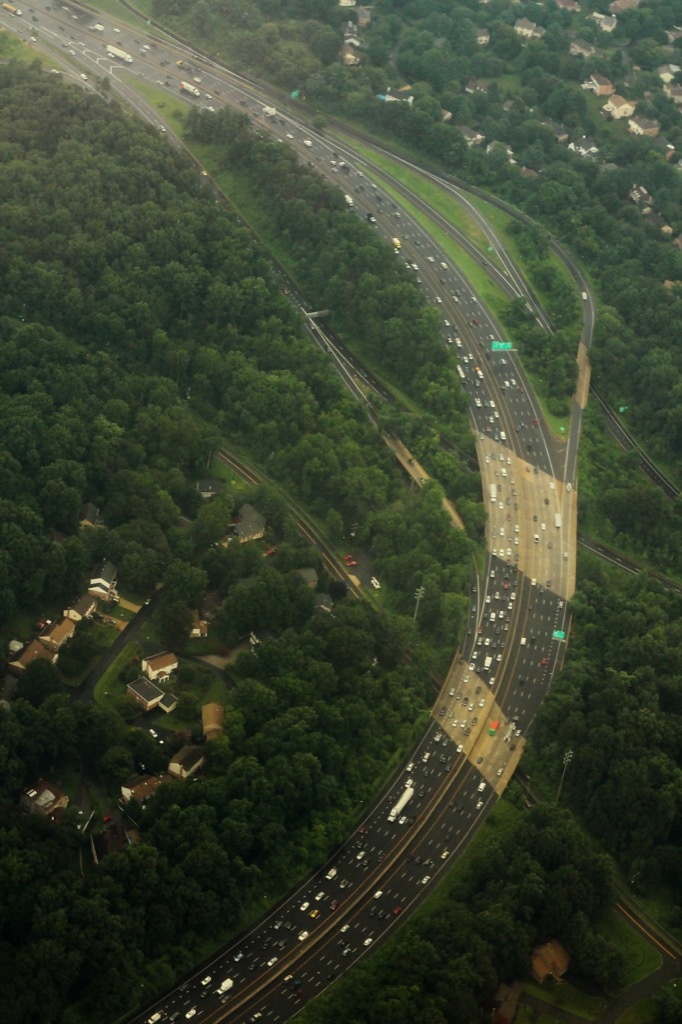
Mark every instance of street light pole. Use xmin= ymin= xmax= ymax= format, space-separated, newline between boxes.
xmin=556 ymin=748 xmax=573 ymax=804
xmin=413 ymin=586 xmax=425 ymax=621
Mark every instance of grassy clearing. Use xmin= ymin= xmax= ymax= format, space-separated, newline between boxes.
xmin=523 ymin=980 xmax=606 ymax=1021
xmin=93 ymin=643 xmax=141 ymax=706
xmin=599 ymin=909 xmax=662 ymax=985
xmin=155 ymin=671 xmax=230 ymax=730
xmin=516 ymin=1005 xmax=564 ymax=1024
xmin=617 ymin=999 xmax=658 ymax=1024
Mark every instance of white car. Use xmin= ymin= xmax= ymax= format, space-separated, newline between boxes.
xmin=298 ymin=930 xmax=309 ymax=941
xmin=340 ymin=924 xmax=350 ymax=933
xmin=300 ymin=901 xmax=309 ymax=912
xmin=149 ymin=728 xmax=158 ymax=738
xmin=200 ymin=976 xmax=211 ymax=986
xmin=186 ymin=1012 xmax=196 ymax=1020
xmin=370 ymin=577 xmax=381 ymax=589
xmin=479 ymin=698 xmax=486 ymax=707
xmin=303 ymin=140 xmax=312 ymax=147
xmin=315 ymin=891 xmax=325 ymax=901
xmin=421 ymin=875 xmax=431 ymax=884
xmin=267 ymin=956 xmax=278 ymax=967
xmin=363 ymin=937 xmax=373 ymax=946
xmin=441 ymin=849 xmax=449 ymax=859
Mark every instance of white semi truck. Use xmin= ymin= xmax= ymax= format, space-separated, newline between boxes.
xmin=388 ymin=786 xmax=414 ymax=822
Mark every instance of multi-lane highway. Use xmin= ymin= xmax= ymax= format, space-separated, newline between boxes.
xmin=3 ymin=7 xmax=588 ymax=1023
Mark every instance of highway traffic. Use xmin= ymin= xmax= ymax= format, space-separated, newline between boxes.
xmin=3 ymin=6 xmax=586 ymax=1023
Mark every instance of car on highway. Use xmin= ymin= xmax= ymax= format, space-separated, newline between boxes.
xmin=200 ymin=976 xmax=211 ymax=986
xmin=363 ymin=937 xmax=373 ymax=946
xmin=298 ymin=930 xmax=309 ymax=941
xmin=421 ymin=875 xmax=431 ymax=884
xmin=267 ymin=956 xmax=278 ymax=966
xmin=309 ymin=908 xmax=320 ymax=919
xmin=185 ymin=1012 xmax=196 ymax=1020
xmin=370 ymin=577 xmax=381 ymax=589
xmin=300 ymin=901 xmax=309 ymax=912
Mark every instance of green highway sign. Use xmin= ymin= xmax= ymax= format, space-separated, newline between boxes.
xmin=491 ymin=341 xmax=513 ymax=351
xmin=552 ymin=630 xmax=566 ymax=640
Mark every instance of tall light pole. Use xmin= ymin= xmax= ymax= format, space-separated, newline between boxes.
xmin=556 ymin=748 xmax=573 ymax=804
xmin=413 ymin=586 xmax=425 ymax=621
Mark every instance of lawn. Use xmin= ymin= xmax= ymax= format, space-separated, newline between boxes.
xmin=158 ymin=671 xmax=230 ymax=730
xmin=523 ymin=980 xmax=606 ymax=1021
xmin=599 ymin=908 xmax=662 ymax=986
xmin=617 ymin=1000 xmax=658 ymax=1024
xmin=93 ymin=643 xmax=142 ymax=707
xmin=515 ymin=1005 xmax=564 ymax=1024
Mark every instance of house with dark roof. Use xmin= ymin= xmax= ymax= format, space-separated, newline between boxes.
xmin=127 ymin=676 xmax=164 ymax=711
xmin=233 ymin=503 xmax=266 ymax=543
xmin=169 ymin=745 xmax=206 ymax=779
xmin=629 ymin=115 xmax=660 ymax=137
xmin=158 ymin=692 xmax=179 ymax=714
xmin=64 ymin=593 xmax=98 ymax=622
xmin=456 ymin=125 xmax=485 ymax=147
xmin=121 ymin=774 xmax=164 ymax=804
xmin=88 ymin=560 xmax=118 ymax=600
xmin=476 ymin=28 xmax=490 ymax=45
xmin=296 ymin=567 xmax=319 ymax=589
xmin=79 ymin=502 xmax=103 ymax=529
xmin=196 ymin=479 xmax=225 ymax=500
xmin=570 ymin=38 xmax=595 ymax=57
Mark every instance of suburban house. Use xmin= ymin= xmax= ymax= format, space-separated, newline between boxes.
xmin=202 ymin=702 xmax=225 ymax=742
xmin=79 ymin=502 xmax=102 ymax=529
xmin=610 ymin=0 xmax=638 ymax=10
xmin=127 ymin=676 xmax=165 ymax=711
xmin=456 ymin=125 xmax=485 ymax=146
xmin=556 ymin=0 xmax=580 ymax=9
xmin=628 ymin=115 xmax=660 ymax=137
xmin=465 ymin=77 xmax=490 ymax=94
xmin=568 ymin=135 xmax=599 ymax=157
xmin=232 ymin=503 xmax=266 ymax=544
xmin=340 ymin=42 xmax=361 ymax=65
xmin=629 ymin=184 xmax=654 ymax=206
xmin=314 ymin=593 xmax=334 ymax=614
xmin=530 ymin=941 xmax=570 ymax=984
xmin=666 ymin=28 xmax=682 ymax=44
xmin=595 ymin=13 xmax=618 ymax=31
xmin=664 ymin=83 xmax=682 ymax=104
xmin=88 ymin=560 xmax=118 ymax=601
xmin=476 ymin=28 xmax=490 ymax=45
xmin=657 ymin=63 xmax=681 ymax=83
xmin=142 ymin=651 xmax=179 ymax=682
xmin=120 ymin=774 xmax=164 ymax=805
xmin=64 ymin=593 xmax=98 ymax=622
xmin=493 ymin=981 xmax=523 ymax=1024
xmin=487 ymin=140 xmax=515 ymax=161
xmin=169 ymin=745 xmax=206 ymax=779
xmin=602 ymin=94 xmax=636 ymax=118
xmin=514 ymin=17 xmax=545 ymax=39
xmin=570 ymin=38 xmax=595 ymax=57
xmin=20 ymin=780 xmax=69 ymax=818
xmin=195 ymin=478 xmax=225 ymax=500
xmin=189 ymin=610 xmax=208 ymax=639
xmin=9 ymin=640 xmax=59 ymax=674
xmin=356 ymin=5 xmax=371 ymax=27
xmin=541 ymin=118 xmax=570 ymax=142
xmin=158 ymin=692 xmax=178 ymax=714
xmin=39 ymin=618 xmax=76 ymax=653
xmin=582 ymin=73 xmax=614 ymax=95
xmin=296 ymin=567 xmax=319 ymax=589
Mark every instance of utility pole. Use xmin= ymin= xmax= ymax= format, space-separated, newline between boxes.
xmin=413 ymin=586 xmax=425 ymax=621
xmin=556 ymin=748 xmax=573 ymax=804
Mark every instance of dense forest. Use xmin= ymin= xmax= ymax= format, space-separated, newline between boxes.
xmin=0 ymin=63 xmax=482 ymax=1023
xmin=0 ymin=63 xmax=476 ymax=646
xmin=153 ymin=0 xmax=682 ymax=475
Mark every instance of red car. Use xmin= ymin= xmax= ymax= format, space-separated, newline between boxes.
xmin=541 ymin=657 xmax=549 ymax=666
xmin=102 ymin=815 xmax=112 ymax=823
xmin=346 ymin=559 xmax=358 ymax=567
xmin=532 ymin=418 xmax=539 ymax=426
xmin=393 ymin=906 xmax=402 ymax=916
